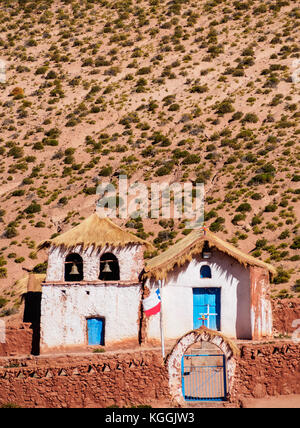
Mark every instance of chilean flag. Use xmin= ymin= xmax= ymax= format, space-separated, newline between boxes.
xmin=143 ymin=289 xmax=161 ymax=317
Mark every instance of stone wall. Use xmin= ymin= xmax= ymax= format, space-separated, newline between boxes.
xmin=272 ymin=298 xmax=300 ymax=335
xmin=232 ymin=340 xmax=300 ymax=403
xmin=0 ymin=323 xmax=32 ymax=357
xmin=0 ymin=350 xmax=170 ymax=408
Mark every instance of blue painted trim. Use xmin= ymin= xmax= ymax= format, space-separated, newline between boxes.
xmin=223 ymin=355 xmax=227 ymax=400
xmin=181 ymin=354 xmax=227 ymax=402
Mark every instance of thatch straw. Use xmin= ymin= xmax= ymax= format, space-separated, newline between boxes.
xmin=15 ymin=273 xmax=46 ymax=295
xmin=38 ymin=213 xmax=154 ymax=251
xmin=145 ymin=228 xmax=276 ymax=280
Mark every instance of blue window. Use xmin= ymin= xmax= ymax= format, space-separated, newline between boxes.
xmin=200 ymin=265 xmax=212 ymax=279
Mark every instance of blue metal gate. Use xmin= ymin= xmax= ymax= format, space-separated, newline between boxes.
xmin=181 ymin=353 xmax=227 ymax=401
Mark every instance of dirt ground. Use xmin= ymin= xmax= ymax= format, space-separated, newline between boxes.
xmin=148 ymin=394 xmax=300 ymax=409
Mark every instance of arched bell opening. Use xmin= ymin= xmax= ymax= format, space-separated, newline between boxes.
xmin=99 ymin=252 xmax=120 ymax=281
xmin=64 ymin=253 xmax=84 ymax=282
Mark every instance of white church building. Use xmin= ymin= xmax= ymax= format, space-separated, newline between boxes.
xmin=143 ymin=227 xmax=276 ymax=343
xmin=38 ymin=213 xmax=276 ymax=352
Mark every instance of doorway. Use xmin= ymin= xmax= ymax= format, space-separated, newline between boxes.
xmin=87 ymin=317 xmax=105 ymax=346
xmin=193 ymin=288 xmax=220 ymax=330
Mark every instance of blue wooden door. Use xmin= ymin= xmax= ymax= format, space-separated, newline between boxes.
xmin=193 ymin=288 xmax=220 ymax=330
xmin=87 ymin=318 xmax=104 ymax=345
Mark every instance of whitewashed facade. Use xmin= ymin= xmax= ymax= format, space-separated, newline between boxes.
xmin=40 ymin=215 xmax=274 ymax=352
xmin=145 ymin=250 xmax=273 ymax=341
xmin=40 ymin=244 xmax=144 ymax=352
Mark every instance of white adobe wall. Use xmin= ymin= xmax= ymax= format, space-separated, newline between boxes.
xmin=40 ymin=283 xmax=141 ymax=349
xmin=146 ymin=250 xmax=252 ymax=341
xmin=46 ymin=244 xmax=144 ymax=282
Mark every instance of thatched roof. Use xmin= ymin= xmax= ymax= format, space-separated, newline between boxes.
xmin=38 ymin=213 xmax=154 ymax=251
xmin=15 ymin=273 xmax=46 ymax=295
xmin=144 ymin=228 xmax=276 ymax=280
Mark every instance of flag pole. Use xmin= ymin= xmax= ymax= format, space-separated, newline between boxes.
xmin=158 ymin=279 xmax=165 ymax=359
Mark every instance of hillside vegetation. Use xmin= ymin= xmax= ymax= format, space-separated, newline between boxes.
xmin=0 ymin=0 xmax=299 ymax=316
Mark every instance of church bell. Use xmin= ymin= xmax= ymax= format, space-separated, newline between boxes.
xmin=70 ymin=263 xmax=80 ymax=275
xmin=102 ymin=261 xmax=112 ymax=273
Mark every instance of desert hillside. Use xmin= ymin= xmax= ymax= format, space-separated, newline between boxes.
xmin=0 ymin=0 xmax=299 ymax=317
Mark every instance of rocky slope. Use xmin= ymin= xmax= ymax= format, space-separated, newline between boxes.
xmin=0 ymin=0 xmax=299 ymax=316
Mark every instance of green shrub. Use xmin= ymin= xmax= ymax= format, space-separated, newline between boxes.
xmin=155 ymin=162 xmax=174 ymax=176
xmin=215 ymin=99 xmax=235 ymax=115
xmin=84 ymin=187 xmax=97 ymax=195
xmin=0 ymin=268 xmax=7 ymax=279
xmin=290 ymin=237 xmax=300 ymax=250
xmin=24 ymin=202 xmax=41 ymax=214
xmin=99 ymin=166 xmax=112 ymax=177
xmin=0 ymin=297 xmax=8 ymax=308
xmin=256 ymin=238 xmax=268 ymax=249
xmin=242 ymin=113 xmax=259 ymax=123
xmin=264 ymin=203 xmax=277 ymax=212
xmin=273 ymin=268 xmax=291 ymax=284
xmin=251 ymin=193 xmax=262 ymax=200
xmin=35 ymin=221 xmax=46 ymax=228
xmin=137 ymin=66 xmax=151 ymax=75
xmin=236 ymin=203 xmax=251 ymax=213
xmin=168 ymin=103 xmax=180 ymax=112
xmin=35 ymin=66 xmax=48 ymax=75
xmin=232 ymin=214 xmax=246 ymax=225
xmin=5 ymin=227 xmax=18 ymax=238
xmin=11 ymin=189 xmax=25 ymax=197
xmin=45 ymin=70 xmax=57 ymax=79
xmin=33 ymin=262 xmax=48 ymax=274
xmin=8 ymin=146 xmax=24 ymax=159
xmin=251 ymin=215 xmax=262 ymax=226
xmin=209 ymin=217 xmax=225 ymax=232
xmin=190 ymin=84 xmax=208 ymax=93
xmin=182 ymin=154 xmax=200 ymax=165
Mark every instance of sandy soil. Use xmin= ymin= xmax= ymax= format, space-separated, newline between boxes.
xmin=241 ymin=394 xmax=300 ymax=408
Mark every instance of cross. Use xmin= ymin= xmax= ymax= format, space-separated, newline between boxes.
xmin=198 ymin=304 xmax=218 ymax=329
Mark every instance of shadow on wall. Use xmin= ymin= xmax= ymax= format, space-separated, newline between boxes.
xmin=23 ymin=292 xmax=41 ymax=355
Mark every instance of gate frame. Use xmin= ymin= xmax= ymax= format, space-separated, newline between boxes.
xmin=165 ymin=326 xmax=240 ymax=406
xmin=181 ymin=353 xmax=227 ymax=402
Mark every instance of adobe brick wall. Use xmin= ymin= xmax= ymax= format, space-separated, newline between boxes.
xmin=0 ymin=323 xmax=32 ymax=357
xmin=231 ymin=341 xmax=300 ymax=403
xmin=0 ymin=341 xmax=299 ymax=408
xmin=249 ymin=266 xmax=272 ymax=339
xmin=272 ymin=298 xmax=300 ymax=335
xmin=0 ymin=350 xmax=170 ymax=408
